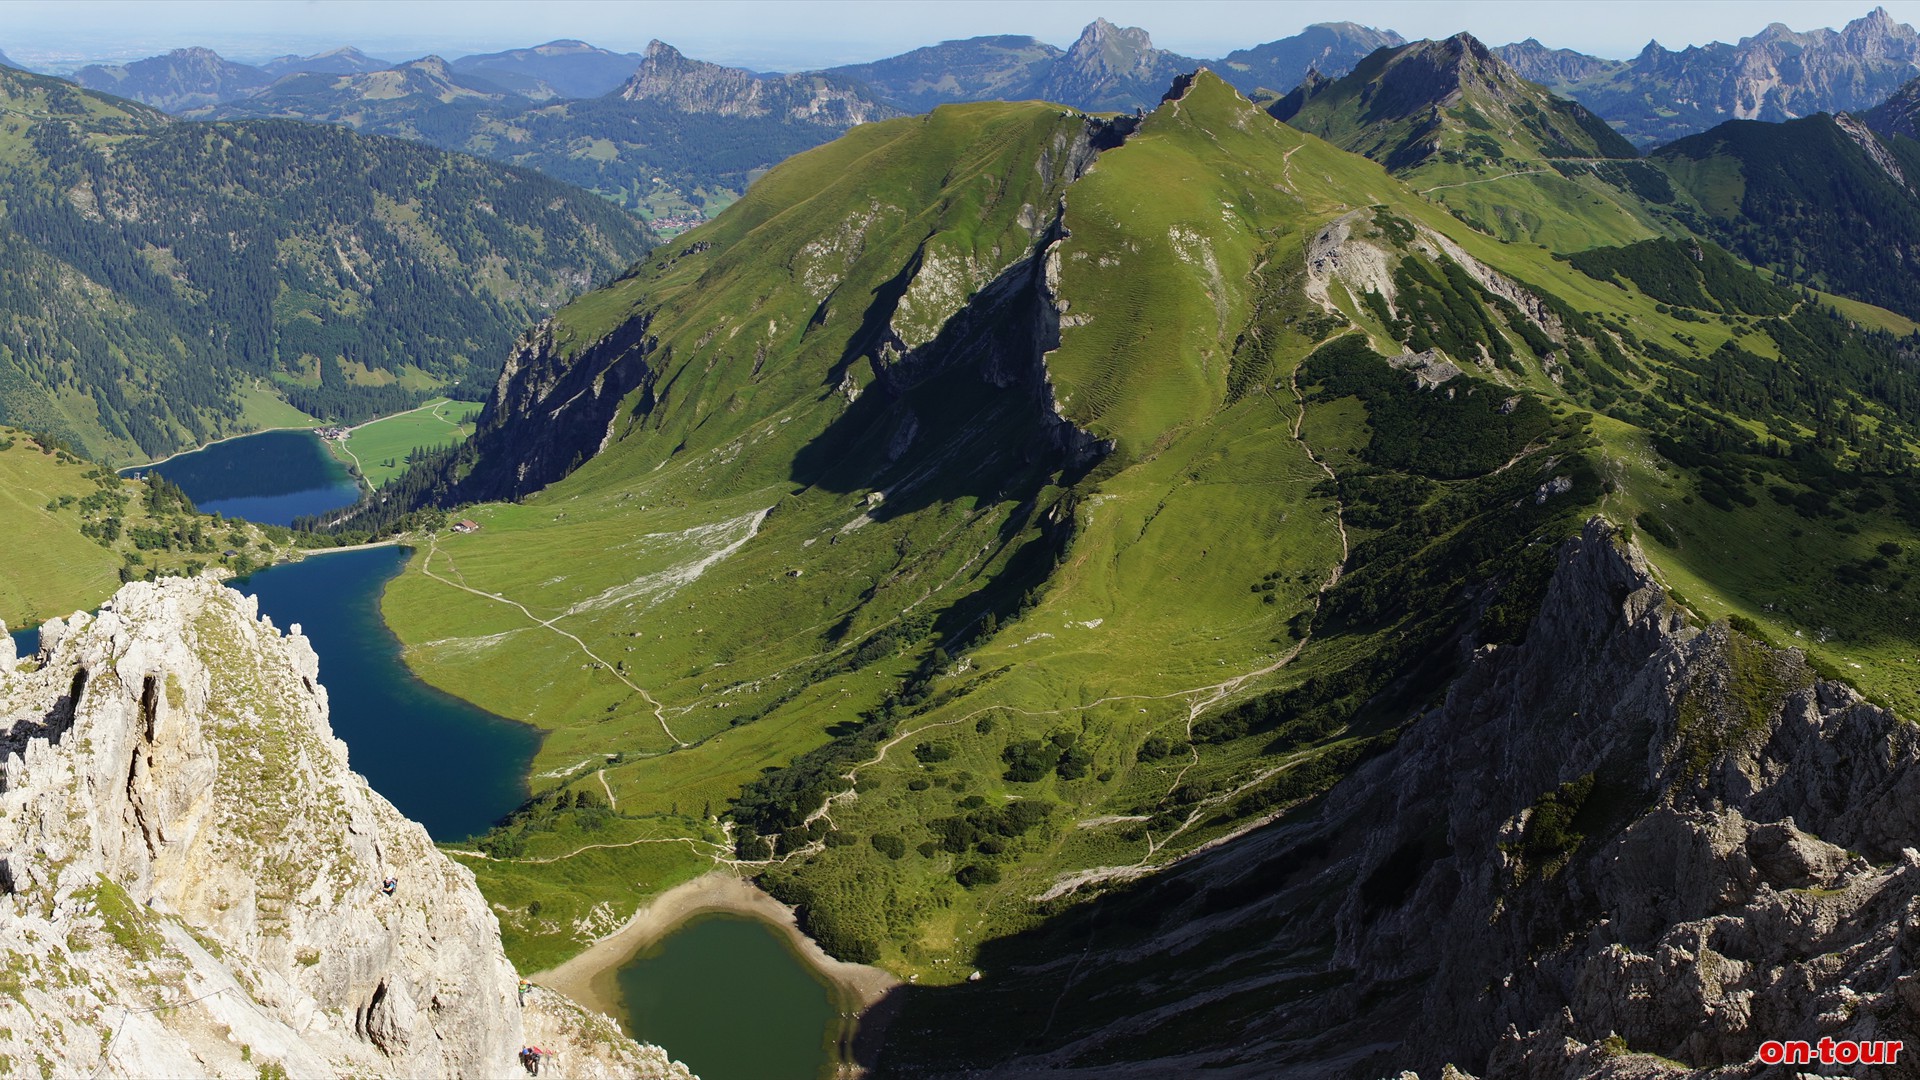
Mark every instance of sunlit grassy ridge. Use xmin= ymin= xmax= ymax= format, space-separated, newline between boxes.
xmin=376 ymin=72 xmax=1920 ymax=975
xmin=1273 ymin=36 xmax=1666 ymax=251
xmin=0 ymin=427 xmax=297 ymax=627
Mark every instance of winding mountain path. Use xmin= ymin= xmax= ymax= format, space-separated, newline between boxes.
xmin=419 ymin=537 xmax=685 ymax=745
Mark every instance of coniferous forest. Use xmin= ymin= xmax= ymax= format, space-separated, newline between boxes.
xmin=0 ymin=66 xmax=652 ymax=462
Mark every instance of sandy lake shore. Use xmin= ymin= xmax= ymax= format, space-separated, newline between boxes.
xmin=529 ymin=871 xmax=901 ymax=1028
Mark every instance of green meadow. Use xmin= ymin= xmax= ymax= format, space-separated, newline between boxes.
xmin=367 ymin=74 xmax=1920 ymax=975
xmin=331 ymin=399 xmax=481 ymax=488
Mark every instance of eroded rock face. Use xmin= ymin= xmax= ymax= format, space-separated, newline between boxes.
xmin=912 ymin=520 xmax=1920 ymax=1078
xmin=0 ymin=576 xmax=693 ymax=1079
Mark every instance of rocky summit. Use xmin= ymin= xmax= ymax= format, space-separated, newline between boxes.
xmin=0 ymin=577 xmax=692 ymax=1079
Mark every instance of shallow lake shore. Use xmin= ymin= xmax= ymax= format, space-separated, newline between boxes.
xmin=531 ymin=870 xmax=900 ymax=1025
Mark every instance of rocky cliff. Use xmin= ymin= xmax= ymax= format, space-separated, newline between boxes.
xmin=453 ymin=312 xmax=661 ymax=503
xmin=0 ymin=577 xmax=693 ymax=1079
xmin=878 ymin=519 xmax=1920 ymax=1078
xmin=620 ymin=41 xmax=895 ymax=128
xmin=1032 ymin=19 xmax=1199 ymax=114
xmin=1506 ymin=6 xmax=1920 ymax=147
xmin=444 ymin=109 xmax=1138 ymax=504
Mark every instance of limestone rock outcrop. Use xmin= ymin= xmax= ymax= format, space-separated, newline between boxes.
xmin=909 ymin=519 xmax=1920 ymax=1078
xmin=0 ymin=577 xmax=693 ymax=1079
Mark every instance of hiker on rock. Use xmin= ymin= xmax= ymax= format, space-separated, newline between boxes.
xmin=518 ymin=979 xmax=531 ymax=1006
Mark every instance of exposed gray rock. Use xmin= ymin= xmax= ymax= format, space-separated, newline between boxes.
xmin=0 ymin=577 xmax=693 ymax=1079
xmin=917 ymin=519 xmax=1920 ymax=1078
xmin=1388 ymin=349 xmax=1463 ymax=388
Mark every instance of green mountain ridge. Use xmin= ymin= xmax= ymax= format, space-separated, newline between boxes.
xmin=305 ymin=76 xmax=1920 ymax=1077
xmin=0 ymin=65 xmax=654 ymax=461
xmin=0 ymin=426 xmax=301 ymax=627
xmin=1271 ymin=33 xmax=1663 ymax=250
xmin=1648 ymin=109 xmax=1920 ymax=321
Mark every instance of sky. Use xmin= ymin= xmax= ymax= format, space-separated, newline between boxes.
xmin=3 ymin=0 xmax=1917 ymax=72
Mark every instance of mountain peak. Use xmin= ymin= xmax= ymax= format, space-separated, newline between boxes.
xmin=1440 ymin=31 xmax=1494 ymax=59
xmin=1061 ymin=18 xmax=1170 ymax=83
xmin=1275 ymin=31 xmax=1635 ymax=172
xmin=621 ymin=40 xmax=892 ymax=128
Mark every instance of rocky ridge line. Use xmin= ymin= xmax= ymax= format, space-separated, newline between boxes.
xmin=919 ymin=519 xmax=1920 ymax=1077
xmin=0 ymin=577 xmax=693 ymax=1079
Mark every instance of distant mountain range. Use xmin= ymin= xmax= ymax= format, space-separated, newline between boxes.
xmin=450 ymin=39 xmax=643 ymax=99
xmin=814 ymin=18 xmax=1393 ymax=113
xmin=624 ymin=40 xmax=894 ymax=125
xmin=1496 ymin=6 xmax=1920 ymax=147
xmin=192 ymin=47 xmax=892 ymax=227
xmin=29 ymin=8 xmax=1920 ymax=236
xmin=68 ymin=46 xmax=394 ymax=111
xmin=45 ymin=21 xmax=1398 ymax=120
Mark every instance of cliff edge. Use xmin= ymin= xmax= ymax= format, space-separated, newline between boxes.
xmin=0 ymin=577 xmax=693 ymax=1079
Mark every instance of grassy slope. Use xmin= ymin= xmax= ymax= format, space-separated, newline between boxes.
xmin=383 ymin=74 xmax=1920 ymax=976
xmin=0 ymin=66 xmax=652 ymax=463
xmin=1274 ymin=40 xmax=1666 ymax=251
xmin=0 ymin=428 xmax=297 ymax=628
xmin=0 ymin=435 xmax=124 ymax=628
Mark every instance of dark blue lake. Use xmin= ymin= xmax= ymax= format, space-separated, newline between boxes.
xmin=130 ymin=429 xmax=360 ymax=526
xmin=233 ymin=546 xmax=541 ymax=841
xmin=8 ymin=625 xmax=36 ymax=660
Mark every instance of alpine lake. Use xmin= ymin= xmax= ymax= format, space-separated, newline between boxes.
xmin=75 ymin=425 xmax=849 ymax=1080
xmin=129 ymin=427 xmax=362 ymax=527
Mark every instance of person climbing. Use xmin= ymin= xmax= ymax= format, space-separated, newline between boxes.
xmin=517 ymin=979 xmax=531 ymax=1007
xmin=518 ymin=1047 xmax=536 ymax=1075
xmin=380 ymin=876 xmax=397 ymax=897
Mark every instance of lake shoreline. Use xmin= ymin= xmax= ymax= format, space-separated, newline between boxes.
xmin=128 ymin=421 xmax=318 ymax=471
xmin=530 ymin=871 xmax=902 ymax=1058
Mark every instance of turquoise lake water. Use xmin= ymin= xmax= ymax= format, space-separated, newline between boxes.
xmin=39 ymin=430 xmax=843 ymax=1077
xmin=230 ymin=546 xmax=541 ymax=840
xmin=615 ymin=913 xmax=844 ymax=1080
xmin=130 ymin=429 xmax=361 ymax=525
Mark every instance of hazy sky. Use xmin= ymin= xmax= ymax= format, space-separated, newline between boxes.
xmin=4 ymin=0 xmax=1918 ymax=71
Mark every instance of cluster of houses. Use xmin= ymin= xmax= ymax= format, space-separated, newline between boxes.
xmin=315 ymin=426 xmax=352 ymax=441
xmin=649 ymin=212 xmax=706 ymax=236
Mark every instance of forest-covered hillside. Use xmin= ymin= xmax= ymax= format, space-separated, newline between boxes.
xmin=0 ymin=66 xmax=653 ymax=463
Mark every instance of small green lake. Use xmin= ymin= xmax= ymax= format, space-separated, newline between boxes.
xmin=615 ymin=913 xmax=845 ymax=1080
